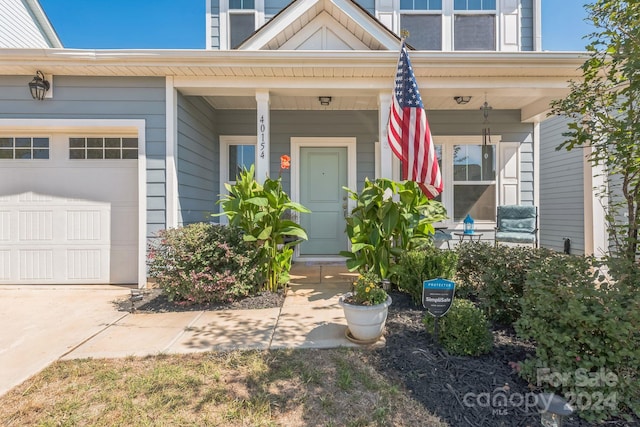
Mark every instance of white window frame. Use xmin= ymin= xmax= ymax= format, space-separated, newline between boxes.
xmin=220 ymin=0 xmax=264 ymax=49
xmin=435 ymin=135 xmax=502 ymax=230
xmin=390 ymin=0 xmax=506 ymax=51
xmin=219 ymin=135 xmax=257 ymax=223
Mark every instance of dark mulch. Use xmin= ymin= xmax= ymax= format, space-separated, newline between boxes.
xmin=114 ymin=287 xmax=285 ymax=313
xmin=114 ymin=287 xmax=635 ymax=426
xmin=366 ymin=291 xmax=634 ymax=427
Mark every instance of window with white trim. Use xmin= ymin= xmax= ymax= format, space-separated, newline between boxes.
xmin=453 ymin=0 xmax=496 ymax=50
xmin=434 ymin=138 xmax=498 ymax=225
xmin=400 ymin=0 xmax=442 ymax=50
xmin=0 ymin=137 xmax=49 ymax=159
xmin=227 ymin=144 xmax=256 ymax=182
xmin=68 ymin=137 xmax=138 ymax=160
xmin=221 ymin=136 xmax=257 ymax=185
xmin=229 ymin=0 xmax=256 ymax=48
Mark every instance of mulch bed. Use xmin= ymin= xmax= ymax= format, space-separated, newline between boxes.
xmin=114 ymin=287 xmax=635 ymax=426
xmin=114 ymin=287 xmax=285 ymax=313
xmin=368 ymin=291 xmax=632 ymax=427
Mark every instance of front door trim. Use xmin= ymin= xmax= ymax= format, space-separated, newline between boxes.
xmin=291 ymin=137 xmax=357 ymax=261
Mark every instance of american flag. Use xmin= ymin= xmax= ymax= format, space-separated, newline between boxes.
xmin=387 ymin=42 xmax=443 ymax=199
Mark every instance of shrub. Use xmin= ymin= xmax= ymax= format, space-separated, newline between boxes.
xmin=515 ymin=254 xmax=640 ymax=422
xmin=423 ymin=299 xmax=492 ymax=356
xmin=396 ymin=246 xmax=458 ymax=304
xmin=453 ymin=241 xmax=494 ymax=300
xmin=147 ymin=223 xmax=263 ymax=304
xmin=455 ymin=242 xmax=554 ymax=325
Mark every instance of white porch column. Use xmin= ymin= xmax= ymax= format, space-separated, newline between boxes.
xmin=165 ymin=76 xmax=179 ymax=228
xmin=255 ymin=90 xmax=271 ymax=183
xmin=378 ymin=91 xmax=393 ymax=179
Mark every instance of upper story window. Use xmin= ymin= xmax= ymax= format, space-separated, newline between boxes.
xmin=400 ymin=0 xmax=442 ymax=50
xmin=0 ymin=137 xmax=49 ymax=160
xmin=229 ymin=0 xmax=256 ymax=48
xmin=453 ymin=0 xmax=496 ymax=50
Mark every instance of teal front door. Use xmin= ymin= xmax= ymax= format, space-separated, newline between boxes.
xmin=299 ymin=146 xmax=348 ymax=255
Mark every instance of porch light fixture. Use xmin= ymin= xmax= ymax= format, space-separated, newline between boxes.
xmin=28 ymin=70 xmax=50 ymax=101
xmin=537 ymin=393 xmax=574 ymax=427
xmin=454 ymin=96 xmax=471 ymax=105
xmin=318 ymin=96 xmax=332 ymax=106
xmin=480 ymin=94 xmax=493 ymax=146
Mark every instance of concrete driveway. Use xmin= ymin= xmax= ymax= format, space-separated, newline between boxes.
xmin=0 ymin=285 xmax=130 ymax=396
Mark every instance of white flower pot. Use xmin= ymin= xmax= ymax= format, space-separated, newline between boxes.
xmin=338 ymin=292 xmax=392 ymax=343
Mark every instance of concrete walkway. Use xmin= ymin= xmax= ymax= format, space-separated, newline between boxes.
xmin=0 ymin=262 xmax=377 ymax=397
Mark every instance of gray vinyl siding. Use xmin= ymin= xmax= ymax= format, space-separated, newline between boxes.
xmin=177 ymin=94 xmax=219 ymax=225
xmin=0 ymin=75 xmax=167 ymax=238
xmin=210 ymin=0 xmax=221 ymax=49
xmin=429 ymin=109 xmax=535 ymax=204
xmin=215 ymin=110 xmax=378 ymax=192
xmin=520 ymin=0 xmax=534 ymax=51
xmin=539 ymin=115 xmax=585 ymax=254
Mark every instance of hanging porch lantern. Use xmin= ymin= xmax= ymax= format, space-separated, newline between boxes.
xmin=463 ymin=214 xmax=475 ymax=234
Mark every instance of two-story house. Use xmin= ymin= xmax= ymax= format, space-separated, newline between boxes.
xmin=0 ymin=0 xmax=585 ymax=286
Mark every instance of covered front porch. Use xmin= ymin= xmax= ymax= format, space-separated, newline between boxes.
xmin=169 ymin=51 xmax=579 ymax=257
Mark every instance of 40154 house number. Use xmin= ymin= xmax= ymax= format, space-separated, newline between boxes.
xmin=259 ymin=115 xmax=266 ymax=159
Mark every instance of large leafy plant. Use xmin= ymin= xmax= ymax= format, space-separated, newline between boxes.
xmin=216 ymin=166 xmax=310 ymax=292
xmin=340 ymin=178 xmax=447 ymax=279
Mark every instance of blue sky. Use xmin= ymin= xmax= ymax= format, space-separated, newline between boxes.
xmin=39 ymin=0 xmax=592 ymax=51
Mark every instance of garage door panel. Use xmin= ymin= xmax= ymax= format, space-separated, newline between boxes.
xmin=67 ymin=248 xmax=108 ymax=281
xmin=0 ymin=250 xmax=9 ymax=280
xmin=19 ymin=249 xmax=53 ymax=280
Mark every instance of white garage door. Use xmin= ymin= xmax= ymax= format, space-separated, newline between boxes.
xmin=0 ymin=134 xmax=138 ymax=284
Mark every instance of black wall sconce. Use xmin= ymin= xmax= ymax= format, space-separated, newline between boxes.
xmin=28 ymin=71 xmax=50 ymax=100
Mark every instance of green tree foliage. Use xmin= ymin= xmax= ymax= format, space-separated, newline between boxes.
xmin=551 ymin=0 xmax=640 ymax=262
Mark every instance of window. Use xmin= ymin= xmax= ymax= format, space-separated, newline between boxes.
xmin=69 ymin=137 xmax=138 ymax=160
xmin=400 ymin=0 xmax=442 ymax=50
xmin=454 ymin=0 xmax=495 ymax=10
xmin=0 ymin=137 xmax=49 ymax=159
xmin=453 ymin=0 xmax=496 ymax=50
xmin=400 ymin=0 xmax=442 ymax=9
xmin=431 ymin=140 xmax=498 ymax=224
xmin=228 ymin=0 xmax=256 ymax=49
xmin=228 ymin=144 xmax=255 ymax=181
xmin=400 ymin=15 xmax=442 ymax=50
xmin=452 ymin=145 xmax=495 ymax=221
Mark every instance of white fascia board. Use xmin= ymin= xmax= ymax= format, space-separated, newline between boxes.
xmin=240 ymin=0 xmax=325 ymax=50
xmin=330 ymin=0 xmax=399 ymax=50
xmin=24 ymin=0 xmax=63 ymax=48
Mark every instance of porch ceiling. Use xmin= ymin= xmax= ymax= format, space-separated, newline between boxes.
xmin=1 ymin=48 xmax=586 ymax=121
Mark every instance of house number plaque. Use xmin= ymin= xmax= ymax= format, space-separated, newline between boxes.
xmin=259 ymin=115 xmax=266 ymax=159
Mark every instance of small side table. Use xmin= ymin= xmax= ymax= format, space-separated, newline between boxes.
xmin=454 ymin=232 xmax=483 ymax=242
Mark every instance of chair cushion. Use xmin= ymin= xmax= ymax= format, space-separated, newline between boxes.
xmin=499 ymin=218 xmax=536 ymax=233
xmin=495 ymin=231 xmax=536 ymax=243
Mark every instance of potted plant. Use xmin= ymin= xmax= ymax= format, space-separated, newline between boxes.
xmin=338 ymin=271 xmax=392 ymax=343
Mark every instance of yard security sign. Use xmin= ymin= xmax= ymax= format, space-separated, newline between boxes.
xmin=423 ymin=278 xmax=455 ymax=342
